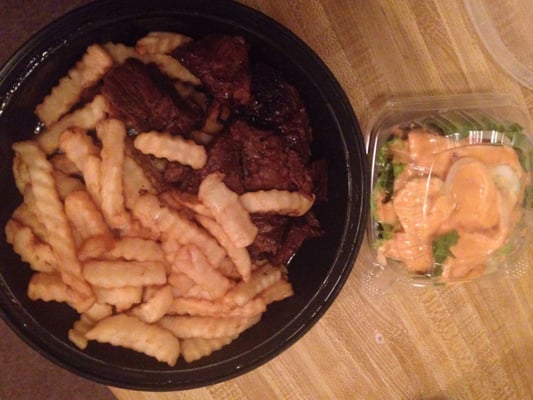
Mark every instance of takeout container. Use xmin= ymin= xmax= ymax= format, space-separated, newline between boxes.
xmin=366 ymin=93 xmax=533 ymax=287
xmin=0 ymin=0 xmax=368 ymax=391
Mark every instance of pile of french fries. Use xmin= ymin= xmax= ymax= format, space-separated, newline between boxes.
xmin=4 ymin=32 xmax=315 ymax=366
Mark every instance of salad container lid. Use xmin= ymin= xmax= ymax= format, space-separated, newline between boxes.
xmin=465 ymin=0 xmax=533 ymax=89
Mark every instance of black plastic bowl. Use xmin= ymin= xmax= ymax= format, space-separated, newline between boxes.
xmin=0 ymin=0 xmax=368 ymax=391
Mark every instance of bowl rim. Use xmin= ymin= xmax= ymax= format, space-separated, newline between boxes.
xmin=0 ymin=0 xmax=369 ymax=390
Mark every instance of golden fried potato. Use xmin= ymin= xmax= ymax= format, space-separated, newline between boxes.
xmin=224 ymin=263 xmax=282 ymax=307
xmin=35 ymin=44 xmax=113 ymax=127
xmin=195 ymin=214 xmax=252 ymax=282
xmin=135 ymin=31 xmax=192 ymax=55
xmin=132 ymin=194 xmax=226 ymax=267
xmin=83 ymin=260 xmax=167 ymax=289
xmin=92 ymin=285 xmax=143 ymax=312
xmin=97 ymin=118 xmax=132 ymax=230
xmin=198 ymin=173 xmax=258 ymax=248
xmin=12 ymin=141 xmax=94 ymax=308
xmin=86 ymin=314 xmax=181 ymax=366
xmin=134 ymin=131 xmax=207 ymax=169
xmin=37 ymin=94 xmax=108 ymax=154
xmin=158 ymin=314 xmax=256 ymax=339
xmin=5 ymin=218 xmax=56 ymax=273
xmin=240 ymin=190 xmax=315 ymax=216
xmin=64 ymin=190 xmax=111 ymax=242
xmin=130 ymin=285 xmax=173 ymax=323
xmin=171 ymin=245 xmax=233 ymax=300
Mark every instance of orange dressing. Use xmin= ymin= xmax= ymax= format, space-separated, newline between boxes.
xmin=375 ymin=130 xmax=525 ymax=281
xmin=444 ymin=157 xmax=500 ymax=231
xmin=407 ymin=129 xmax=455 ymax=178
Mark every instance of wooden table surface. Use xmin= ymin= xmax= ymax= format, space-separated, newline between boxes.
xmin=2 ymin=1 xmax=532 ymax=399
xmin=109 ymin=0 xmax=533 ymax=399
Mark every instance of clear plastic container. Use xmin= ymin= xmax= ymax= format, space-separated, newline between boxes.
xmin=366 ymin=93 xmax=533 ymax=287
xmin=465 ymin=0 xmax=533 ymax=89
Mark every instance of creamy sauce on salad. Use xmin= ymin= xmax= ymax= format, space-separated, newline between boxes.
xmin=373 ymin=127 xmax=527 ymax=282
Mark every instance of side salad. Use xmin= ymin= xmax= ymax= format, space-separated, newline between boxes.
xmin=371 ymin=120 xmax=529 ymax=283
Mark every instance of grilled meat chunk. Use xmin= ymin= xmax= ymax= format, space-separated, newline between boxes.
xmin=243 ymin=63 xmax=312 ymax=162
xmin=101 ymin=58 xmax=204 ymax=135
xmin=229 ymin=120 xmax=313 ymax=195
xmin=249 ymin=211 xmax=323 ymax=265
xmin=173 ymin=35 xmax=251 ymax=106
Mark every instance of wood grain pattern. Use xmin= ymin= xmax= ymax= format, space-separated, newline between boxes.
xmin=110 ymin=0 xmax=533 ymax=399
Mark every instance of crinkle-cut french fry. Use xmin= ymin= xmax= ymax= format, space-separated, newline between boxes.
xmin=259 ymin=278 xmax=294 ymax=305
xmin=27 ymin=272 xmax=70 ymax=303
xmin=84 ymin=154 xmax=104 ymax=207
xmin=103 ymin=42 xmax=200 ymax=84
xmin=85 ymin=314 xmax=181 ymax=367
xmin=216 ymin=257 xmax=242 ymax=280
xmin=11 ymin=202 xmax=48 ymax=243
xmin=49 ymin=153 xmax=80 ymax=176
xmin=12 ymin=141 xmax=94 ymax=308
xmin=35 ymin=44 xmax=113 ymax=127
xmin=239 ymin=190 xmax=315 ymax=217
xmin=131 ymin=194 xmax=176 ymax=236
xmin=198 ymin=173 xmax=258 ymax=248
xmin=122 ymin=154 xmax=155 ymax=211
xmin=112 ymin=237 xmax=167 ymax=262
xmin=161 ymin=238 xmax=181 ymax=260
xmin=168 ymin=272 xmax=195 ymax=296
xmin=135 ymin=31 xmax=192 ymax=55
xmin=102 ymin=42 xmax=138 ymax=63
xmin=134 ymin=131 xmax=207 ymax=170
xmin=159 ymin=189 xmax=213 ymax=218
xmin=83 ymin=260 xmax=167 ymax=289
xmin=183 ymin=284 xmax=213 ymax=300
xmin=168 ymin=296 xmax=264 ymax=319
xmin=97 ymin=118 xmax=132 ymax=230
xmin=37 ymin=94 xmax=108 ymax=155
xmin=21 ymin=185 xmax=38 ymax=213
xmin=68 ymin=316 xmax=93 ymax=350
xmin=195 ymin=214 xmax=252 ymax=282
xmin=77 ymin=235 xmax=114 ymax=262
xmin=5 ymin=219 xmax=56 ymax=273
xmin=68 ymin=302 xmax=114 ymax=350
xmin=168 ymin=297 xmax=232 ymax=317
xmin=27 ymin=272 xmax=93 ymax=313
xmin=93 ymin=285 xmax=143 ymax=312
xmin=181 ymin=336 xmax=236 ymax=363
xmin=132 ymin=194 xmax=226 ymax=267
xmin=64 ymin=190 xmax=111 ymax=242
xmin=225 ymin=298 xmax=266 ymax=318
xmin=59 ymin=128 xmax=102 ymax=205
xmin=224 ymin=264 xmax=282 ymax=307
xmin=176 ymin=315 xmax=262 ymax=362
xmin=85 ymin=302 xmax=114 ymax=321
xmin=149 ymin=54 xmax=201 ymax=84
xmin=53 ymin=170 xmax=85 ymax=200
xmin=158 ymin=314 xmax=256 ymax=339
xmin=130 ymin=285 xmax=173 ymax=323
xmin=12 ymin=152 xmax=30 ymax=193
xmin=172 ymin=245 xmax=232 ymax=300
xmin=59 ymin=127 xmax=100 ymax=171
